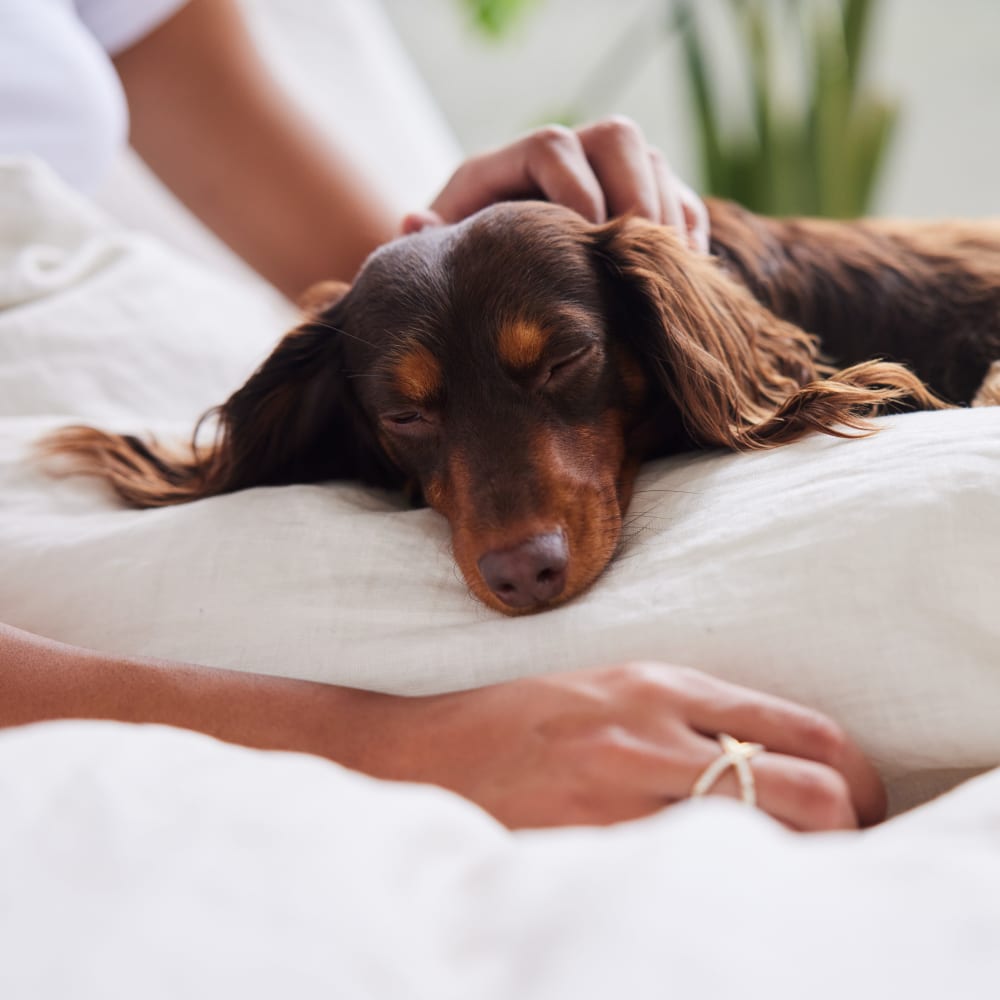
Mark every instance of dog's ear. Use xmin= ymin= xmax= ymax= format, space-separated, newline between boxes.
xmin=297 ymin=279 xmax=352 ymax=317
xmin=212 ymin=302 xmax=370 ymax=491
xmin=40 ymin=284 xmax=399 ymax=506
xmin=590 ymin=216 xmax=942 ymax=448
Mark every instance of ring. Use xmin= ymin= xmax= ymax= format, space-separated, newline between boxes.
xmin=691 ymin=733 xmax=764 ymax=807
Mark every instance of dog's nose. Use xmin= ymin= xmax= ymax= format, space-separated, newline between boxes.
xmin=477 ymin=531 xmax=569 ymax=610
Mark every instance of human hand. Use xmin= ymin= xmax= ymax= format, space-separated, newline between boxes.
xmin=383 ymin=662 xmax=885 ymax=831
xmin=403 ymin=117 xmax=709 ymax=252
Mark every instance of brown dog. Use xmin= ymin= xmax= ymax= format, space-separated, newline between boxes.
xmin=44 ymin=200 xmax=1000 ymax=613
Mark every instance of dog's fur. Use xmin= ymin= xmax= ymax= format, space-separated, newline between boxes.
xmin=42 ymin=199 xmax=1000 ymax=613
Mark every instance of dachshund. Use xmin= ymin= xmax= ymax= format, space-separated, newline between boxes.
xmin=43 ymin=199 xmax=1000 ymax=614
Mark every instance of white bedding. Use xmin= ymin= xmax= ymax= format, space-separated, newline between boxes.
xmin=2 ymin=0 xmax=1000 ymax=988
xmin=2 ymin=156 xmax=1000 ymax=996
xmin=2 ymin=157 xmax=999 ymax=808
xmin=3 ymin=719 xmax=1000 ymax=999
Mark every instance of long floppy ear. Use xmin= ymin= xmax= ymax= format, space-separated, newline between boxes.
xmin=591 ymin=216 xmax=944 ymax=449
xmin=40 ymin=283 xmax=399 ymax=507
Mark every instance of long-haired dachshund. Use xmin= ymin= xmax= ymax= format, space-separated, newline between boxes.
xmin=44 ymin=199 xmax=1000 ymax=614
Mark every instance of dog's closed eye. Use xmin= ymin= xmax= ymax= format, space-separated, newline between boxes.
xmin=540 ymin=342 xmax=598 ymax=388
xmin=384 ymin=411 xmax=424 ymax=427
xmin=381 ymin=409 xmax=437 ymax=435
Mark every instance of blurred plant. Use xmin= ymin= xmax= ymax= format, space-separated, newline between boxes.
xmin=676 ymin=0 xmax=898 ymax=217
xmin=455 ymin=0 xmax=898 ymax=217
xmin=456 ymin=0 xmax=542 ymax=37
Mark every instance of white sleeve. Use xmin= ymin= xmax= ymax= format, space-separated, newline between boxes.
xmin=74 ymin=0 xmax=190 ymax=55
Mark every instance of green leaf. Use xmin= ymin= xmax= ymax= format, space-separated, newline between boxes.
xmin=675 ymin=1 xmax=728 ymax=196
xmin=672 ymin=0 xmax=895 ymax=217
xmin=457 ymin=0 xmax=540 ymax=38
xmin=842 ymin=0 xmax=875 ymax=98
xmin=809 ymin=3 xmax=853 ymax=217
xmin=846 ymin=95 xmax=900 ymax=214
xmin=506 ymin=0 xmax=897 ymax=218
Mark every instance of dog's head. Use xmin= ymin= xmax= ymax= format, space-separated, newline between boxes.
xmin=205 ymin=202 xmax=830 ymax=613
xmin=49 ymin=201 xmax=930 ymax=613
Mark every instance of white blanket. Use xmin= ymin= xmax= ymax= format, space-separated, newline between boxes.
xmin=3 ymin=719 xmax=1000 ymax=999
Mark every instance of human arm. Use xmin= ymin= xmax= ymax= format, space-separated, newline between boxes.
xmin=113 ymin=0 xmax=707 ymax=301
xmin=1 ymin=623 xmax=883 ymax=830
xmin=112 ymin=0 xmax=399 ymax=299
xmin=0 ymin=622 xmax=391 ymax=769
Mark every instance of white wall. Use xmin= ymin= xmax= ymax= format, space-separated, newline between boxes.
xmin=382 ymin=0 xmax=1000 ymax=218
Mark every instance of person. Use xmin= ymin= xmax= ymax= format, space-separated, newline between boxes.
xmin=0 ymin=0 xmax=885 ymax=831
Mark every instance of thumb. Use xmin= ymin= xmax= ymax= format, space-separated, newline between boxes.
xmin=401 ymin=209 xmax=445 ymax=235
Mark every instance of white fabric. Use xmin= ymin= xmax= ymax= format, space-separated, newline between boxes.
xmin=0 ymin=0 xmax=187 ymax=192
xmin=2 ymin=1 xmax=999 ymax=987
xmin=2 ymin=157 xmax=999 ymax=815
xmin=3 ymin=719 xmax=1000 ymax=999
xmin=74 ymin=0 xmax=188 ymax=55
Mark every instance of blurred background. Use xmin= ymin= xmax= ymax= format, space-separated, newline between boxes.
xmin=381 ymin=0 xmax=999 ymax=219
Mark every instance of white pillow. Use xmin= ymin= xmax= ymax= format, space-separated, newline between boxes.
xmin=2 ymin=158 xmax=999 ymax=811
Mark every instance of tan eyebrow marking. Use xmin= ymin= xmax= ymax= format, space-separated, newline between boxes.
xmin=497 ymin=319 xmax=549 ymax=371
xmin=392 ymin=344 xmax=443 ymax=403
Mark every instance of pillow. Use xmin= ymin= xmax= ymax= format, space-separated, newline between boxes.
xmin=2 ymin=158 xmax=999 ymax=811
xmin=0 ymin=157 xmax=292 ymax=424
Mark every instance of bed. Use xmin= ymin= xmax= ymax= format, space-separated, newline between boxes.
xmin=2 ymin=2 xmax=1000 ymax=995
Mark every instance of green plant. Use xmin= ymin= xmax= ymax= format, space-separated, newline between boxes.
xmin=676 ymin=0 xmax=898 ymax=216
xmin=456 ymin=0 xmax=542 ymax=37
xmin=453 ymin=0 xmax=897 ymax=218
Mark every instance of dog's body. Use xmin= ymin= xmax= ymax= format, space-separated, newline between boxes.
xmin=707 ymin=205 xmax=1000 ymax=405
xmin=45 ymin=200 xmax=1000 ymax=613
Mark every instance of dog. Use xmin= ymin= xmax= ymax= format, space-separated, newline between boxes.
xmin=43 ymin=199 xmax=1000 ymax=614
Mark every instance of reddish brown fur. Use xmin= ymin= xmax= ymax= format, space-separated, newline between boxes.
xmin=975 ymin=362 xmax=1000 ymax=406
xmin=392 ymin=344 xmax=443 ymax=404
xmin=445 ymin=415 xmax=628 ymax=612
xmin=497 ymin=319 xmax=549 ymax=371
xmin=40 ymin=199 xmax=999 ymax=614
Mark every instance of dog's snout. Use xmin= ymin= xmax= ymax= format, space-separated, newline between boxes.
xmin=477 ymin=531 xmax=568 ymax=610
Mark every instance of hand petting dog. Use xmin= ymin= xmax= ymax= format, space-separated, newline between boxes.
xmin=404 ymin=116 xmax=709 ymax=251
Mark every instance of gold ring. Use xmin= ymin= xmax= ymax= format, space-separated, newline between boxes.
xmin=691 ymin=733 xmax=764 ymax=806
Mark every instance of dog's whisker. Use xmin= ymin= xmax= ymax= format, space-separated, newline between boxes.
xmin=630 ymin=487 xmax=703 ymax=497
xmin=305 ymin=319 xmax=375 ymax=348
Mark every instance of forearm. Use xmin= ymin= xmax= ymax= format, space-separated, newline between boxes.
xmin=0 ymin=622 xmax=394 ymax=772
xmin=0 ymin=625 xmax=885 ymax=828
xmin=113 ymin=0 xmax=399 ymax=298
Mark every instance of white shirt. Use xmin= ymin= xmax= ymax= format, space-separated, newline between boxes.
xmin=0 ymin=0 xmax=188 ymax=192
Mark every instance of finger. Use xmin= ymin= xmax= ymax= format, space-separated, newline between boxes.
xmin=400 ymin=209 xmax=444 ymax=236
xmin=676 ymin=675 xmax=886 ymax=826
xmin=584 ymin=725 xmax=858 ymax=832
xmin=429 ymin=126 xmax=607 ymax=224
xmin=685 ymin=738 xmax=859 ymax=832
xmin=646 ymin=150 xmax=710 ymax=252
xmin=575 ymin=116 xmax=661 ymax=221
xmin=646 ymin=146 xmax=688 ymax=233
xmin=522 ymin=127 xmax=607 ymax=222
xmin=676 ymin=178 xmax=711 ymax=253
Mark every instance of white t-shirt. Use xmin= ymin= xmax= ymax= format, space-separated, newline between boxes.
xmin=0 ymin=0 xmax=188 ymax=192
